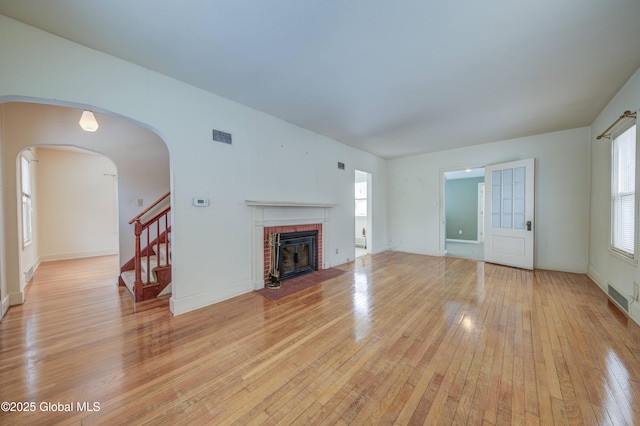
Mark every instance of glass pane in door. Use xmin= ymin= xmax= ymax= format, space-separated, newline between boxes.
xmin=491 ymin=166 xmax=526 ymax=229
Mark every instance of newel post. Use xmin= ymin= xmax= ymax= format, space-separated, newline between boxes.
xmin=134 ymin=219 xmax=143 ymax=302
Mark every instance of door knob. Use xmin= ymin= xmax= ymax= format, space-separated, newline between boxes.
xmin=526 ymin=221 xmax=532 ymax=231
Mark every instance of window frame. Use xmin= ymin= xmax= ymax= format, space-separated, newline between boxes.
xmin=355 ymin=181 xmax=367 ymax=217
xmin=21 ymin=154 xmax=33 ymax=247
xmin=610 ymin=122 xmax=637 ymax=261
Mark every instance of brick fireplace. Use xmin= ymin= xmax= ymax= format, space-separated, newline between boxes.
xmin=263 ymin=223 xmax=323 ymax=284
xmin=247 ymin=201 xmax=335 ymax=289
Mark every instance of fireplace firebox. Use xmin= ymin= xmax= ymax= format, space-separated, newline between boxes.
xmin=277 ymin=230 xmax=318 ymax=281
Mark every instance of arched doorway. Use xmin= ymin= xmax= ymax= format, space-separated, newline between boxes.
xmin=0 ymin=100 xmax=171 ymax=314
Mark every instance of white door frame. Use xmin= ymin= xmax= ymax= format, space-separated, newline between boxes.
xmin=477 ymin=182 xmax=485 ymax=243
xmin=355 ymin=170 xmax=372 ymax=256
xmin=440 ymin=166 xmax=486 ymax=255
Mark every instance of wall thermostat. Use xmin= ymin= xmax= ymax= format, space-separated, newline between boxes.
xmin=192 ymin=198 xmax=209 ymax=207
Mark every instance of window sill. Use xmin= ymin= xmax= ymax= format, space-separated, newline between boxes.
xmin=609 ymin=248 xmax=637 ymax=267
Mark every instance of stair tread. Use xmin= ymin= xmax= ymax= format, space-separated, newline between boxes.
xmin=123 ymin=257 xmax=169 ymax=285
xmin=121 ymin=270 xmax=135 ymax=294
xmin=140 ymin=256 xmax=169 ymax=276
xmin=121 ymin=269 xmax=160 ymax=284
xmin=150 ymin=244 xmax=171 ymax=263
xmin=121 ymin=268 xmax=172 ymax=298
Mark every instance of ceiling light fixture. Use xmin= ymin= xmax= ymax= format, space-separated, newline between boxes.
xmin=79 ymin=110 xmax=99 ymax=132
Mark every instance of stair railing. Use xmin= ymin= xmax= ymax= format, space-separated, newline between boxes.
xmin=129 ymin=192 xmax=171 ymax=301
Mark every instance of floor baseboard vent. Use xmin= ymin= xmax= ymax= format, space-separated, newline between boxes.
xmin=608 ymin=284 xmax=629 ymax=312
xmin=25 ymin=265 xmax=35 ymax=282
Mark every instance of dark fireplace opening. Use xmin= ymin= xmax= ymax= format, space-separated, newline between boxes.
xmin=278 ymin=231 xmax=318 ymax=281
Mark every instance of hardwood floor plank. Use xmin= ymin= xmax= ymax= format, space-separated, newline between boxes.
xmin=362 ymin=361 xmax=413 ymax=424
xmin=3 ymin=253 xmax=640 ymax=424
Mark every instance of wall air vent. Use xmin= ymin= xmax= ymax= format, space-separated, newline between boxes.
xmin=212 ymin=129 xmax=232 ymax=145
xmin=608 ymin=284 xmax=629 ymax=312
xmin=337 ymin=162 xmax=345 ymax=170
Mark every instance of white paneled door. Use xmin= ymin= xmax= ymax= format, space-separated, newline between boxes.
xmin=484 ymin=158 xmax=535 ymax=269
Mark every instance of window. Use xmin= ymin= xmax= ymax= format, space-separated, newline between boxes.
xmin=355 ymin=181 xmax=367 ymax=217
xmin=611 ymin=124 xmax=636 ymax=258
xmin=21 ymin=155 xmax=33 ymax=245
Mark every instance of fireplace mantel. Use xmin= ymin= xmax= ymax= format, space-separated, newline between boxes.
xmin=247 ymin=201 xmax=334 ymax=290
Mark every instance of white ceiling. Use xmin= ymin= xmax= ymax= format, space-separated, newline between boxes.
xmin=1 ymin=1 xmax=639 ymax=159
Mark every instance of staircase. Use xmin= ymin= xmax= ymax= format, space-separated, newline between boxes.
xmin=119 ymin=192 xmax=172 ymax=302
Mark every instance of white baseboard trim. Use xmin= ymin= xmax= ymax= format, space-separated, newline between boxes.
xmin=170 ymin=279 xmax=254 ymax=316
xmin=587 ymin=265 xmax=607 ymax=292
xmin=446 ymin=239 xmax=481 ymax=244
xmin=371 ymin=244 xmax=391 ymax=254
xmin=588 ymin=265 xmax=640 ymax=327
xmin=1 ymin=294 xmax=10 ymax=318
xmin=40 ymin=249 xmax=118 ymax=262
xmin=254 ymin=279 xmax=265 ymax=290
xmin=393 ymin=246 xmax=442 ymax=257
xmin=23 ymin=258 xmax=41 ymax=288
xmin=629 ymin=302 xmax=640 ymax=327
xmin=534 ymin=263 xmax=587 ymax=274
xmin=8 ymin=291 xmax=24 ymax=306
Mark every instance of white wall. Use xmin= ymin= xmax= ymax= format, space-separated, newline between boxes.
xmin=35 ymin=147 xmax=118 ymax=261
xmin=0 ymin=15 xmax=389 ymax=315
xmin=388 ymin=127 xmax=591 ymax=273
xmin=588 ymin=66 xmax=640 ymax=324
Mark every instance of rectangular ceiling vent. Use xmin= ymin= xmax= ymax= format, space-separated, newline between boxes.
xmin=212 ymin=129 xmax=232 ymax=145
xmin=337 ymin=162 xmax=345 ymax=170
xmin=608 ymin=284 xmax=629 ymax=312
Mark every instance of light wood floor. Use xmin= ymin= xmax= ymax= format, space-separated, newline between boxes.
xmin=2 ymin=253 xmax=640 ymax=425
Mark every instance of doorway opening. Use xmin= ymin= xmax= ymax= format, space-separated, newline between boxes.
xmin=19 ymin=145 xmax=119 ymax=269
xmin=355 ymin=170 xmax=372 ymax=258
xmin=3 ymin=101 xmax=171 ymax=317
xmin=444 ymin=168 xmax=485 ymax=261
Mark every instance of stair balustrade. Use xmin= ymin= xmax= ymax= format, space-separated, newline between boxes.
xmin=121 ymin=191 xmax=172 ymax=302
